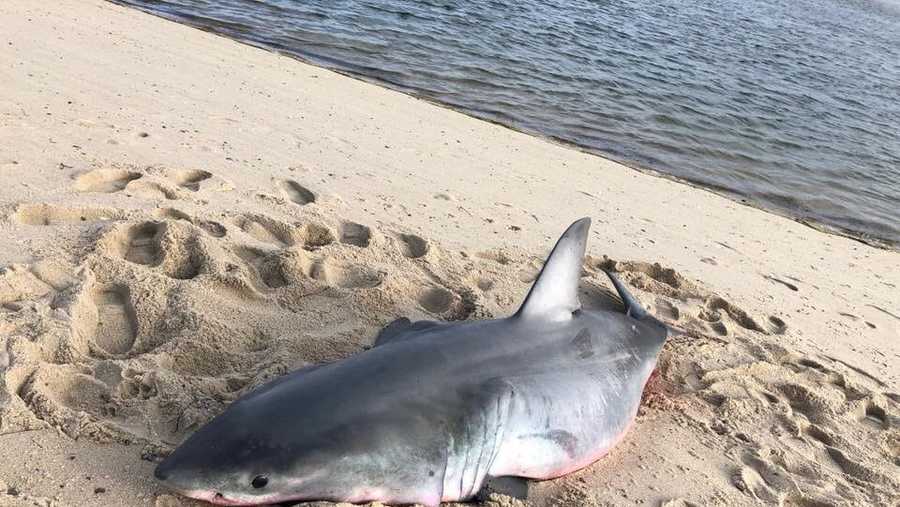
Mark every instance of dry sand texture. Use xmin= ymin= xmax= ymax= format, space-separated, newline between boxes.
xmin=1 ymin=1 xmax=898 ymax=506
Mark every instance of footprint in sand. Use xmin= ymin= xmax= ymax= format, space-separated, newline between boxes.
xmin=475 ymin=277 xmax=494 ymax=292
xmin=17 ymin=364 xmax=114 ymax=437
xmin=90 ymin=286 xmax=137 ymax=356
xmin=279 ymin=180 xmax=316 ymax=205
xmin=235 ymin=215 xmax=295 ymax=246
xmin=418 ymin=286 xmax=456 ymax=314
xmin=309 ymin=258 xmax=383 ymax=289
xmin=118 ymin=222 xmax=163 ymax=266
xmin=655 ymin=298 xmax=680 ymax=321
xmin=767 ymin=315 xmax=787 ymax=334
xmin=73 ymin=168 xmax=142 ymax=193
xmin=129 ymin=180 xmax=179 ymax=200
xmin=235 ymin=247 xmax=288 ymax=290
xmin=696 ymin=344 xmax=900 ymax=505
xmin=698 ymin=311 xmax=728 ymax=336
xmin=705 ymin=296 xmax=766 ymax=333
xmin=154 ymin=208 xmax=227 ymax=238
xmin=861 ymin=403 xmax=888 ymax=430
xmin=14 ymin=204 xmax=122 ymax=225
xmin=172 ymin=169 xmax=212 ymax=191
xmin=154 ymin=208 xmax=191 ymax=222
xmin=594 ymin=257 xmax=779 ymax=339
xmin=339 ymin=221 xmax=371 ymax=247
xmin=591 ymin=258 xmax=701 ymax=303
xmin=397 ymin=233 xmax=428 ymax=258
xmin=107 ymin=222 xmax=204 ymax=279
xmin=732 ymin=450 xmax=821 ymax=505
xmin=198 ymin=220 xmax=227 ymax=238
xmin=235 ymin=215 xmax=334 ymax=250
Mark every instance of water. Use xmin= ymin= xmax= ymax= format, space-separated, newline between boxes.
xmin=113 ymin=0 xmax=900 ymax=247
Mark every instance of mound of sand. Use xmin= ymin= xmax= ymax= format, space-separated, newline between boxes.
xmin=1 ymin=163 xmax=896 ymax=506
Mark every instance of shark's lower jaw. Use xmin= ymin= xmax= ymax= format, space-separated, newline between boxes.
xmin=175 ymin=489 xmax=284 ymax=506
xmin=176 ymin=487 xmax=439 ymax=506
xmin=171 ymin=489 xmax=221 ymax=504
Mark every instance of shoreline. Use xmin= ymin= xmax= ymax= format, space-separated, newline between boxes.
xmin=110 ymin=1 xmax=900 ymax=253
xmin=1 ymin=1 xmax=898 ymax=506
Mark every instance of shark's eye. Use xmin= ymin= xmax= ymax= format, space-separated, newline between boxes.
xmin=251 ymin=475 xmax=268 ymax=489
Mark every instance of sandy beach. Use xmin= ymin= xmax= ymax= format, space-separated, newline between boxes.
xmin=1 ymin=1 xmax=898 ymax=505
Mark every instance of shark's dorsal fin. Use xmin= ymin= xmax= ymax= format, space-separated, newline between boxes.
xmin=514 ymin=218 xmax=591 ymax=322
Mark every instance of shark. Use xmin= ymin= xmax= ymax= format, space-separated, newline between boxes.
xmin=154 ymin=217 xmax=668 ymax=506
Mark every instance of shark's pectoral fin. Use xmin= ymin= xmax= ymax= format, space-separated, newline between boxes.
xmin=514 ymin=218 xmax=591 ymax=322
xmin=374 ymin=317 xmax=442 ymax=347
xmin=374 ymin=317 xmax=412 ymax=346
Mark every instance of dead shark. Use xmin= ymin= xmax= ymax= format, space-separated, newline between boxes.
xmin=154 ymin=217 xmax=668 ymax=506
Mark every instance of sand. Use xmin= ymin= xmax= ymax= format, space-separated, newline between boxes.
xmin=0 ymin=0 xmax=898 ymax=505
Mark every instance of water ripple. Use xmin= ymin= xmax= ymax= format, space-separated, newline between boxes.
xmin=113 ymin=0 xmax=900 ymax=247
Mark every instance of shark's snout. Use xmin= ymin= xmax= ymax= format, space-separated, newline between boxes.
xmin=154 ymin=462 xmax=169 ymax=482
xmin=153 ymin=453 xmax=248 ymax=506
xmin=153 ymin=456 xmax=198 ymax=495
xmin=155 ymin=466 xmax=224 ymax=504
xmin=154 ymin=454 xmax=186 ymax=485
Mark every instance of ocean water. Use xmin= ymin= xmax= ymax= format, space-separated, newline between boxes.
xmin=113 ymin=0 xmax=900 ymax=247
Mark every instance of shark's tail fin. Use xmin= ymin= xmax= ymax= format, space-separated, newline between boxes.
xmin=604 ymin=270 xmax=648 ymax=320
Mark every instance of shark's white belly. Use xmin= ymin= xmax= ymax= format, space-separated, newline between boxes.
xmin=488 ymin=358 xmax=654 ymax=480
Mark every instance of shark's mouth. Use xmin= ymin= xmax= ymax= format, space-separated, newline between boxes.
xmin=176 ymin=487 xmax=417 ymax=506
xmin=172 ymin=489 xmax=222 ymax=504
xmin=177 ymin=488 xmax=292 ymax=506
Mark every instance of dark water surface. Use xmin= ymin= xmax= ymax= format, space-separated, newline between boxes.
xmin=113 ymin=0 xmax=900 ymax=247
